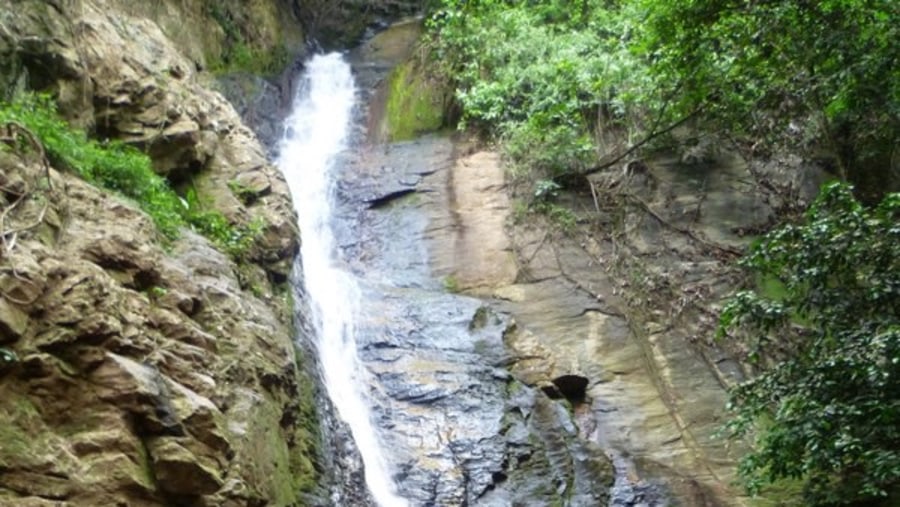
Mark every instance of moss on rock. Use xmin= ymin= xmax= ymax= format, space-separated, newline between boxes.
xmin=385 ymin=60 xmax=446 ymax=141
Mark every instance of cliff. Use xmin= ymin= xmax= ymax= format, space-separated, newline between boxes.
xmin=0 ymin=1 xmax=318 ymax=505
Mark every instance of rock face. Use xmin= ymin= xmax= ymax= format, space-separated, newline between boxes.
xmin=0 ymin=1 xmax=318 ymax=506
xmin=330 ymin=135 xmax=613 ymax=506
xmin=496 ymin=152 xmax=824 ymax=506
xmin=322 ymin=26 xmax=613 ymax=506
xmin=300 ymin=0 xmax=424 ymax=49
xmin=352 ymin=25 xmax=823 ymax=504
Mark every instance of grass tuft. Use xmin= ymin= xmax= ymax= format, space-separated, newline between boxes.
xmin=0 ymin=93 xmax=261 ymax=258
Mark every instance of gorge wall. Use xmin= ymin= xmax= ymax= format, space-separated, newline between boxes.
xmin=0 ymin=1 xmax=318 ymax=505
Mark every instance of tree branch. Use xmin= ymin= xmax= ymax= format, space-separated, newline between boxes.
xmin=581 ymin=106 xmax=704 ymax=177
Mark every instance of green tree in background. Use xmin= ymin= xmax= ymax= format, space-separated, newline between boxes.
xmin=428 ymin=0 xmax=900 ymax=199
xmin=633 ymin=0 xmax=900 ymax=198
xmin=719 ymin=182 xmax=900 ymax=505
xmin=427 ymin=0 xmax=652 ymax=183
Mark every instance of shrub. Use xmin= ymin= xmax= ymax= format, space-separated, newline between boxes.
xmin=719 ymin=182 xmax=900 ymax=504
xmin=0 ymin=93 xmax=183 ymax=238
xmin=0 ymin=93 xmax=262 ymax=257
xmin=427 ymin=1 xmax=660 ymax=184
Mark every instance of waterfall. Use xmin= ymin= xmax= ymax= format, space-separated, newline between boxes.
xmin=277 ymin=53 xmax=408 ymax=507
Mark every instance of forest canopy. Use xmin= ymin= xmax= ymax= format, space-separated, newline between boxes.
xmin=426 ymin=0 xmax=900 ymax=199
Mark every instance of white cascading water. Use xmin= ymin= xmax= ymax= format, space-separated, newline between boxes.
xmin=277 ymin=53 xmax=408 ymax=507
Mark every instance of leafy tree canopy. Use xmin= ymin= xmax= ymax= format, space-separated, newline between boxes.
xmin=426 ymin=0 xmax=900 ymax=197
xmin=427 ymin=0 xmax=651 ymax=182
xmin=719 ymin=182 xmax=900 ymax=504
xmin=639 ymin=0 xmax=900 ymax=197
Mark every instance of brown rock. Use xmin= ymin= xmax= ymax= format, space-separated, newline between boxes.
xmin=91 ymin=353 xmax=183 ymax=436
xmin=233 ymin=169 xmax=271 ymax=199
xmin=166 ymin=379 xmax=231 ymax=455
xmin=0 ymin=252 xmax=47 ymax=305
xmin=0 ymin=1 xmax=312 ymax=505
xmin=148 ymin=438 xmax=224 ymax=496
xmin=82 ymin=452 xmax=156 ymax=495
xmin=0 ymin=298 xmax=28 ymax=344
xmin=0 ymin=470 xmax=74 ymax=501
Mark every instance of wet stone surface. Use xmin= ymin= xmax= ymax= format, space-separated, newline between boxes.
xmin=328 ymin=134 xmax=614 ymax=505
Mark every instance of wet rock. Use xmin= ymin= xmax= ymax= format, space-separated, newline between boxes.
xmin=309 ymin=0 xmax=423 ymax=50
xmin=365 ymin=188 xmax=417 ymax=209
xmin=329 ymin=124 xmax=614 ymax=505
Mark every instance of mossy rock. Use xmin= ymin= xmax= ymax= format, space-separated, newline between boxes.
xmin=385 ymin=60 xmax=446 ymax=141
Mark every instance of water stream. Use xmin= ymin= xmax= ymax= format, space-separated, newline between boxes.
xmin=277 ymin=53 xmax=409 ymax=507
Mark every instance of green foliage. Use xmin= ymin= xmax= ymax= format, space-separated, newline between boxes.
xmin=532 ymin=201 xmax=577 ymax=233
xmin=533 ymin=179 xmax=562 ymax=202
xmin=442 ymin=274 xmax=460 ymax=293
xmin=719 ymin=182 xmax=900 ymax=505
xmin=637 ymin=0 xmax=900 ymax=193
xmin=429 ymin=1 xmax=900 ymax=199
xmin=0 ymin=93 xmax=263 ymax=259
xmin=427 ymin=1 xmax=653 ymax=181
xmin=0 ymin=93 xmax=183 ymax=238
xmin=182 ymin=188 xmax=264 ymax=260
xmin=227 ymin=179 xmax=257 ymax=204
xmin=147 ymin=286 xmax=168 ymax=299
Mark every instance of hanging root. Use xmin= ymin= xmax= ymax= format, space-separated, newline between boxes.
xmin=0 ymin=121 xmax=54 ymax=258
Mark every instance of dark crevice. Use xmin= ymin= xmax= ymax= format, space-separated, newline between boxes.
xmin=551 ymin=374 xmax=589 ymax=402
xmin=365 ymin=188 xmax=416 ymax=209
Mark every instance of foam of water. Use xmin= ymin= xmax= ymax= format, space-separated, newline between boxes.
xmin=277 ymin=52 xmax=408 ymax=507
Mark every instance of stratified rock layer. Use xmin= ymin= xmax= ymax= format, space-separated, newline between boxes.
xmin=332 ymin=135 xmax=614 ymax=506
xmin=0 ymin=1 xmax=317 ymax=505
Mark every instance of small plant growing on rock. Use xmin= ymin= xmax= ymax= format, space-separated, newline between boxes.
xmin=227 ymin=179 xmax=258 ymax=204
xmin=442 ymin=274 xmax=461 ymax=293
xmin=147 ymin=286 xmax=168 ymax=301
xmin=0 ymin=93 xmax=263 ymax=260
xmin=0 ymin=93 xmax=182 ymax=237
xmin=183 ymin=187 xmax=265 ymax=260
xmin=533 ymin=179 xmax=561 ymax=203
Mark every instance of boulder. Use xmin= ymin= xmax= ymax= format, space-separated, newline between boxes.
xmin=91 ymin=353 xmax=183 ymax=436
xmin=0 ymin=298 xmax=28 ymax=344
xmin=147 ymin=437 xmax=224 ymax=496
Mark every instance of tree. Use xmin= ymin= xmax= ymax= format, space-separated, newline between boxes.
xmin=719 ymin=182 xmax=900 ymax=505
xmin=638 ymin=0 xmax=900 ymax=200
